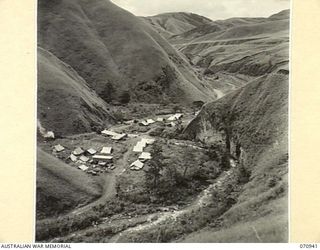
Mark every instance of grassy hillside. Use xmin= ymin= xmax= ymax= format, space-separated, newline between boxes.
xmin=171 ymin=10 xmax=289 ymax=77
xmin=38 ymin=0 xmax=217 ymax=104
xmin=36 ymin=149 xmax=102 ymax=220
xmin=38 ymin=47 xmax=115 ymax=136
xmin=183 ymin=72 xmax=288 ymax=242
xmin=143 ymin=12 xmax=212 ymax=38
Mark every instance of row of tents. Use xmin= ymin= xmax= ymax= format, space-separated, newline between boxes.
xmin=130 ymin=138 xmax=155 ymax=171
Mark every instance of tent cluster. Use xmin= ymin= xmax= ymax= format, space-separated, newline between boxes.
xmin=52 ymin=144 xmax=115 ymax=175
xmin=130 ymin=138 xmax=155 ymax=171
xmin=138 ymin=113 xmax=183 ymax=127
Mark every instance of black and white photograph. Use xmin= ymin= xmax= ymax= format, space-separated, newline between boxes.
xmin=36 ymin=0 xmax=290 ymax=243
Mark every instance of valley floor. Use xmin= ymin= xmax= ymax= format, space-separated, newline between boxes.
xmin=36 ymin=108 xmax=249 ymax=242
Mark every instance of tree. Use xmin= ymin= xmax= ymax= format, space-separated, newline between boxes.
xmin=119 ymin=91 xmax=131 ymax=104
xmin=145 ymin=144 xmax=164 ymax=189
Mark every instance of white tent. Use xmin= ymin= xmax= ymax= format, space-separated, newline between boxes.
xmin=44 ymin=131 xmax=55 ymax=139
xmin=133 ymin=143 xmax=145 ymax=153
xmin=80 ymin=155 xmax=90 ymax=162
xmin=139 ymin=152 xmax=152 ymax=160
xmin=54 ymin=144 xmax=65 ymax=152
xmin=112 ymin=133 xmax=126 ymax=140
xmin=100 ymin=147 xmax=112 ymax=154
xmin=101 ymin=130 xmax=118 ymax=136
xmin=98 ymin=161 xmax=107 ymax=166
xmin=156 ymin=117 xmax=164 ymax=122
xmin=139 ymin=120 xmax=149 ymax=126
xmin=141 ymin=138 xmax=155 ymax=145
xmin=93 ymin=155 xmax=113 ymax=160
xmin=69 ymin=154 xmax=77 ymax=162
xmin=87 ymin=148 xmax=97 ymax=155
xmin=78 ymin=165 xmax=89 ymax=171
xmin=167 ymin=113 xmax=183 ymax=121
xmin=73 ymin=147 xmax=84 ymax=156
xmin=128 ymin=134 xmax=139 ymax=138
xmin=147 ymin=119 xmax=155 ymax=124
xmin=130 ymin=160 xmax=144 ymax=170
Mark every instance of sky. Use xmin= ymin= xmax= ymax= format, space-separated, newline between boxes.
xmin=111 ymin=0 xmax=290 ymax=20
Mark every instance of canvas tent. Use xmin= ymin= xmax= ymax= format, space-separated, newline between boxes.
xmin=139 ymin=120 xmax=149 ymax=126
xmin=167 ymin=113 xmax=183 ymax=121
xmin=139 ymin=152 xmax=152 ymax=160
xmin=80 ymin=155 xmax=90 ymax=162
xmin=44 ymin=131 xmax=55 ymax=139
xmin=130 ymin=160 xmax=144 ymax=170
xmin=93 ymin=155 xmax=113 ymax=161
xmin=54 ymin=144 xmax=65 ymax=152
xmin=101 ymin=130 xmax=118 ymax=137
xmin=112 ymin=133 xmax=126 ymax=141
xmin=156 ymin=117 xmax=164 ymax=122
xmin=73 ymin=147 xmax=84 ymax=156
xmin=133 ymin=143 xmax=145 ymax=153
xmin=100 ymin=147 xmax=112 ymax=154
xmin=69 ymin=154 xmax=77 ymax=162
xmin=78 ymin=165 xmax=89 ymax=171
xmin=147 ymin=119 xmax=155 ymax=124
xmin=87 ymin=148 xmax=97 ymax=155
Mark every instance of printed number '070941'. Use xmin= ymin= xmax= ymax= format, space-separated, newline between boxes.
xmin=300 ymin=244 xmax=318 ymax=248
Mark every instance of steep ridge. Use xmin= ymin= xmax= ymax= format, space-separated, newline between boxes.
xmin=38 ymin=47 xmax=115 ymax=136
xmin=36 ymin=149 xmax=102 ymax=220
xmin=38 ymin=0 xmax=217 ymax=105
xmin=143 ymin=12 xmax=212 ymax=38
xmin=170 ymin=10 xmax=290 ymax=78
xmin=183 ymin=72 xmax=288 ymax=242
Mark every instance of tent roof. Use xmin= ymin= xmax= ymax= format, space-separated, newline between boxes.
xmin=139 ymin=152 xmax=152 ymax=160
xmin=73 ymin=147 xmax=84 ymax=156
xmin=54 ymin=144 xmax=65 ymax=152
xmin=78 ymin=165 xmax=89 ymax=171
xmin=87 ymin=148 xmax=97 ymax=155
xmin=100 ymin=147 xmax=112 ymax=154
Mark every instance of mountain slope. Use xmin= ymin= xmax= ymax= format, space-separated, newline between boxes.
xmin=183 ymin=72 xmax=288 ymax=242
xmin=36 ymin=149 xmax=102 ymax=219
xmin=170 ymin=10 xmax=289 ymax=78
xmin=38 ymin=47 xmax=115 ymax=136
xmin=38 ymin=0 xmax=217 ymax=104
xmin=143 ymin=12 xmax=212 ymax=38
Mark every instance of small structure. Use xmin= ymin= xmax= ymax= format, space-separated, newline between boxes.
xmin=54 ymin=144 xmax=65 ymax=152
xmin=124 ymin=120 xmax=134 ymax=125
xmin=93 ymin=155 xmax=113 ymax=161
xmin=69 ymin=154 xmax=77 ymax=162
xmin=141 ymin=138 xmax=155 ymax=145
xmin=139 ymin=120 xmax=149 ymax=126
xmin=44 ymin=131 xmax=55 ymax=139
xmin=167 ymin=113 xmax=183 ymax=121
xmin=87 ymin=148 xmax=97 ymax=155
xmin=80 ymin=155 xmax=90 ymax=163
xmin=139 ymin=152 xmax=152 ymax=161
xmin=78 ymin=165 xmax=89 ymax=171
xmin=73 ymin=147 xmax=84 ymax=156
xmin=100 ymin=147 xmax=112 ymax=155
xmin=98 ymin=161 xmax=107 ymax=166
xmin=112 ymin=133 xmax=126 ymax=141
xmin=147 ymin=119 xmax=155 ymax=124
xmin=156 ymin=117 xmax=164 ymax=122
xmin=130 ymin=160 xmax=144 ymax=170
xmin=101 ymin=130 xmax=118 ymax=137
xmin=128 ymin=134 xmax=139 ymax=138
xmin=133 ymin=143 xmax=145 ymax=153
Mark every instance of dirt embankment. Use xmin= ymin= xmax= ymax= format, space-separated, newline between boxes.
xmin=182 ymin=72 xmax=288 ymax=242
